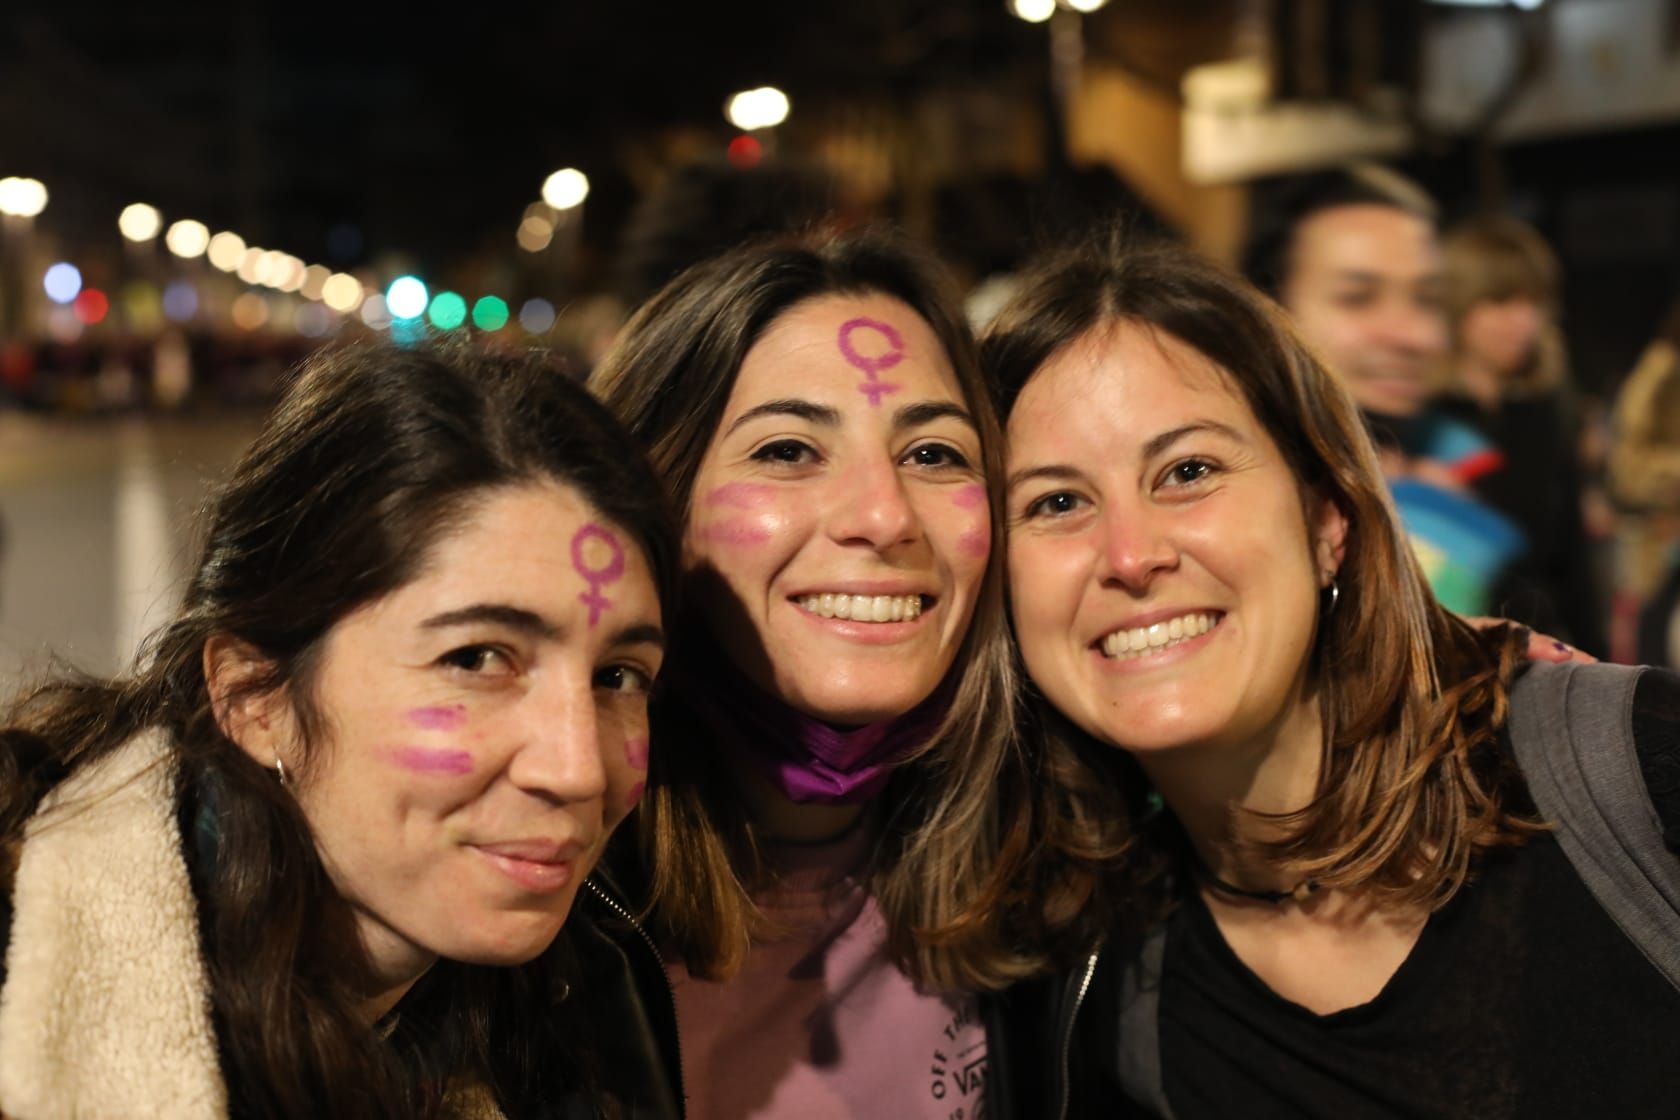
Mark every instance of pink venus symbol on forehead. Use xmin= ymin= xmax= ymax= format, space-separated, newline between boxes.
xmin=571 ymin=523 xmax=626 ymax=627
xmin=837 ymin=317 xmax=905 ymax=407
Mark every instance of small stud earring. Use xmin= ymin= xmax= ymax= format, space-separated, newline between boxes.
xmin=274 ymin=757 xmax=288 ymax=786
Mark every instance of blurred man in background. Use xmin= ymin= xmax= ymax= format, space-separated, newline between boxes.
xmin=1243 ymin=165 xmax=1526 ymax=622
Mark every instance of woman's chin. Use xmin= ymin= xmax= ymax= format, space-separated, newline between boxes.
xmin=780 ymin=676 xmax=941 ymax=727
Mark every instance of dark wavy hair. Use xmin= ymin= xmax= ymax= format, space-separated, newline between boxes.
xmin=1241 ymin=163 xmax=1439 ymax=301
xmin=590 ymin=228 xmax=1034 ymax=992
xmin=982 ymin=238 xmax=1541 ymax=954
xmin=0 ymin=340 xmax=677 ymax=1117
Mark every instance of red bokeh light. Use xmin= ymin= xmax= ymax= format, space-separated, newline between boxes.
xmin=727 ymin=134 xmax=763 ymax=168
xmin=73 ymin=288 xmax=110 ymax=325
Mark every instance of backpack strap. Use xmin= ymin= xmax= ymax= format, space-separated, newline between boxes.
xmin=1507 ymin=661 xmax=1680 ymax=991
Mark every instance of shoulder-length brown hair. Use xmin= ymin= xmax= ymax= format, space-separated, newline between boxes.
xmin=1440 ymin=214 xmax=1568 ymax=397
xmin=590 ymin=228 xmax=1031 ymax=992
xmin=1 ymin=341 xmax=678 ymax=1116
xmin=982 ymin=238 xmax=1542 ymax=950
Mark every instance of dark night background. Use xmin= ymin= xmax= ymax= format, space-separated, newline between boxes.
xmin=0 ymin=2 xmax=1043 ymax=271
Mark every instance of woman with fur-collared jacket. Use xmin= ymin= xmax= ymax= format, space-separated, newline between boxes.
xmin=0 ymin=342 xmax=678 ymax=1119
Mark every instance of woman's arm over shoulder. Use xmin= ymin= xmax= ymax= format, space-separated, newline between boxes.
xmin=1631 ymin=667 xmax=1680 ymax=853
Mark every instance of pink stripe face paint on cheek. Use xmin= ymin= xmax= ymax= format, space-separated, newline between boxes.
xmin=698 ymin=520 xmax=771 ymax=547
xmin=389 ymin=747 xmax=475 ymax=775
xmin=837 ymin=317 xmax=905 ymax=407
xmin=959 ymin=526 xmax=991 ymax=559
xmin=953 ymin=484 xmax=986 ymax=510
xmin=406 ymin=705 xmax=466 ymax=731
xmin=624 ymin=737 xmax=649 ymax=771
xmin=706 ymin=482 xmax=776 ymax=510
xmin=571 ymin=522 xmax=626 ymax=627
xmin=625 ymin=781 xmax=645 ymax=807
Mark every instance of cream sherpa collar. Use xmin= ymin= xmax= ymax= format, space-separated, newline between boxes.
xmin=0 ymin=729 xmax=226 ymax=1118
xmin=0 ymin=733 xmax=511 ymax=1120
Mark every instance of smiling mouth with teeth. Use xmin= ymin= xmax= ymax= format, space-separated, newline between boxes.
xmin=797 ymin=593 xmax=926 ymax=623
xmin=1100 ymin=611 xmax=1221 ymax=659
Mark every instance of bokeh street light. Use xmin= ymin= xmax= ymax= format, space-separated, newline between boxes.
xmin=43 ymin=262 xmax=82 ymax=303
xmin=541 ymin=168 xmax=590 ymax=211
xmin=517 ymin=214 xmax=555 ymax=252
xmin=472 ymin=296 xmax=510 ymax=331
xmin=207 ymin=231 xmax=246 ymax=272
xmin=360 ymin=292 xmax=391 ymax=329
xmin=321 ymin=272 xmax=364 ymax=313
xmin=274 ymin=254 xmax=307 ymax=293
xmin=237 ymin=247 xmax=265 ymax=285
xmin=230 ymin=291 xmax=269 ymax=331
xmin=118 ymin=203 xmax=163 ymax=242
xmin=254 ymin=249 xmax=287 ymax=288
xmin=0 ymin=177 xmax=49 ymax=217
xmin=302 ymin=263 xmax=331 ymax=301
xmin=427 ymin=291 xmax=468 ymax=330
xmin=164 ymin=219 xmax=210 ymax=259
xmin=386 ymin=276 xmax=429 ymax=320
xmin=1009 ymin=0 xmax=1104 ymax=16
xmin=519 ymin=298 xmax=556 ymax=334
xmin=725 ymin=87 xmax=790 ymax=130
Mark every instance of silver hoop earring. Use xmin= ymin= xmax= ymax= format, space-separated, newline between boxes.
xmin=1323 ymin=578 xmax=1340 ymax=616
xmin=274 ymin=757 xmax=287 ymax=786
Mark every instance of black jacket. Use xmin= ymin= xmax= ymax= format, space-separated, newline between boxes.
xmin=995 ymin=949 xmax=1106 ymax=1120
xmin=567 ymin=867 xmax=687 ymax=1119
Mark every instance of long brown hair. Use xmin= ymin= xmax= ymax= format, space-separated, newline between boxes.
xmin=590 ymin=229 xmax=1034 ymax=992
xmin=982 ymin=239 xmax=1543 ymax=951
xmin=0 ymin=341 xmax=677 ymax=1117
xmin=1441 ymin=214 xmax=1568 ymax=396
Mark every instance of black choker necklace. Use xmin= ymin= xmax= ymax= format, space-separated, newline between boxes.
xmin=1194 ymin=861 xmax=1319 ymax=905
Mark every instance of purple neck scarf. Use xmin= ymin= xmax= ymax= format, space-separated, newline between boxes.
xmin=666 ymin=635 xmax=955 ymax=805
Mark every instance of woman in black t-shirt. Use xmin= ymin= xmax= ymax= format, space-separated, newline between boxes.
xmin=982 ymin=240 xmax=1680 ymax=1119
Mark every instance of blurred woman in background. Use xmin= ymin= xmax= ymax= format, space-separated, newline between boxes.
xmin=1436 ymin=214 xmax=1605 ymax=655
xmin=0 ymin=343 xmax=676 ymax=1118
xmin=1610 ymin=295 xmax=1680 ymax=665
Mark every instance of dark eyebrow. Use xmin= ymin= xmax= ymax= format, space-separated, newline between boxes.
xmin=725 ymin=399 xmax=840 ymax=436
xmin=424 ymin=605 xmax=667 ymax=651
xmin=1142 ymin=421 xmax=1247 ymax=461
xmin=609 ymin=622 xmax=667 ymax=651
xmin=1006 ymin=463 xmax=1087 ymax=492
xmin=1008 ymin=422 xmax=1246 ymax=492
xmin=893 ymin=400 xmax=975 ymax=432
xmin=421 ymin=604 xmax=560 ymax=638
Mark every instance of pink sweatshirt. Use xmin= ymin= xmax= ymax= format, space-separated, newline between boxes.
xmin=666 ymin=826 xmax=988 ymax=1119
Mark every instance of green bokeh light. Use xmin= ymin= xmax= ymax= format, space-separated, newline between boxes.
xmin=471 ymin=295 xmax=510 ymax=331
xmin=427 ymin=290 xmax=467 ymax=330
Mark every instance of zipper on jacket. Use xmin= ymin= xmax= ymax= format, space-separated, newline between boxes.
xmin=582 ymin=876 xmax=686 ymax=1114
xmin=1055 ymin=949 xmax=1101 ymax=1120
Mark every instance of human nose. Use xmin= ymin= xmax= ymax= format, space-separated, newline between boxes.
xmin=828 ymin=456 xmax=919 ymax=549
xmin=506 ymin=678 xmax=608 ymax=803
xmin=1382 ymin=300 xmax=1446 ymax=356
xmin=1098 ymin=503 xmax=1178 ymax=591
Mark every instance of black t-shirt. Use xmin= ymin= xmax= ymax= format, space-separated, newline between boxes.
xmin=1152 ymin=670 xmax=1680 ymax=1119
